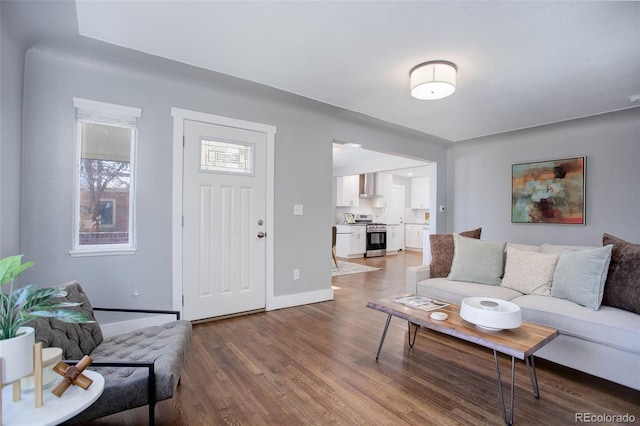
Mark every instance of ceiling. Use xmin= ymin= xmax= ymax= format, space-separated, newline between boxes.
xmin=332 ymin=143 xmax=430 ymax=178
xmin=74 ymin=1 xmax=640 ymax=143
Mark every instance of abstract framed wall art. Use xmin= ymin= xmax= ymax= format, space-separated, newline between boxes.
xmin=512 ymin=157 xmax=586 ymax=224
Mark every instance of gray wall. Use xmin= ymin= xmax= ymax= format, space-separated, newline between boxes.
xmin=19 ymin=35 xmax=447 ymax=309
xmin=447 ymin=108 xmax=640 ymax=246
xmin=0 ymin=2 xmax=23 ymax=257
xmin=1 ymin=1 xmax=78 ymax=258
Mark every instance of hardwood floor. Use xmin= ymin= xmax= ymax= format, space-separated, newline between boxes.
xmin=92 ymin=250 xmax=639 ymax=425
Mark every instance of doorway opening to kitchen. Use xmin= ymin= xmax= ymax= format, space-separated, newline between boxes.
xmin=332 ymin=141 xmax=437 ymax=273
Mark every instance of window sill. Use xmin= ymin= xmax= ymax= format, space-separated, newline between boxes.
xmin=69 ymin=247 xmax=137 ymax=257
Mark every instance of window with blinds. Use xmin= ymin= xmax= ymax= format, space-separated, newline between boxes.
xmin=71 ymin=98 xmax=142 ymax=256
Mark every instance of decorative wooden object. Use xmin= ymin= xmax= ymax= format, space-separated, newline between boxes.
xmin=51 ymin=356 xmax=93 ymax=397
xmin=34 ymin=343 xmax=43 ymax=408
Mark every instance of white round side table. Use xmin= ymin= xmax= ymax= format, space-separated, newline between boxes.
xmin=1 ymin=369 xmax=104 ymax=426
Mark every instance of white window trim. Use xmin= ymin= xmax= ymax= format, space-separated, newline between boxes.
xmin=70 ymin=98 xmax=142 ymax=257
xmin=73 ymin=98 xmax=142 ymax=119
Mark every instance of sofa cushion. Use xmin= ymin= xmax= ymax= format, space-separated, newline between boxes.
xmin=602 ymin=233 xmax=640 ymax=314
xmin=501 ymin=247 xmax=559 ymax=296
xmin=429 ymin=228 xmax=482 ymax=278
xmin=448 ymin=234 xmax=506 ymax=285
xmin=551 ymin=245 xmax=613 ymax=310
xmin=512 ymin=294 xmax=640 ymax=355
xmin=417 ymin=277 xmax=524 ymax=305
xmin=69 ymin=320 xmax=193 ymax=424
xmin=31 ymin=281 xmax=104 ymax=360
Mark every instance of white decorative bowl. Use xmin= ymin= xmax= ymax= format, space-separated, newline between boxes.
xmin=460 ymin=297 xmax=522 ymax=330
xmin=21 ymin=347 xmax=63 ymax=391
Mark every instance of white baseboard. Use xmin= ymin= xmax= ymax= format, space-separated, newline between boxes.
xmin=96 ymin=312 xmax=176 ymax=339
xmin=97 ymin=288 xmax=334 ymax=334
xmin=267 ymin=288 xmax=334 ymax=311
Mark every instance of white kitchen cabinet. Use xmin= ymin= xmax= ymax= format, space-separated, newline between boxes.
xmin=386 ymin=224 xmax=404 ymax=254
xmin=335 ymin=225 xmax=366 ymax=258
xmin=336 ymin=175 xmax=360 ymax=207
xmin=372 ymin=172 xmax=393 ymax=208
xmin=410 ymin=176 xmax=430 ymax=209
xmin=405 ymin=224 xmax=429 ymax=250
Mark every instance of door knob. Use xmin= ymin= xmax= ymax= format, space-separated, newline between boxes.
xmin=257 ymin=232 xmax=266 ymax=238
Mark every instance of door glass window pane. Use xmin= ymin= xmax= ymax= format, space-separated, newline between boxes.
xmin=200 ymin=139 xmax=254 ymax=175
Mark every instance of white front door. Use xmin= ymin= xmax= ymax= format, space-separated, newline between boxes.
xmin=182 ymin=119 xmax=267 ymax=321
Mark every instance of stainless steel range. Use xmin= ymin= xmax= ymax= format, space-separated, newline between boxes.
xmin=354 ymin=214 xmax=387 ymax=257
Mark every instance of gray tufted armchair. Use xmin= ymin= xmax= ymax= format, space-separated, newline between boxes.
xmin=29 ymin=281 xmax=192 ymax=425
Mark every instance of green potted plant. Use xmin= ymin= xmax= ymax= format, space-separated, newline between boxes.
xmin=0 ymin=254 xmax=92 ymax=384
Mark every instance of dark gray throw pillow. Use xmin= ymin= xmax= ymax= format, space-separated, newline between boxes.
xmin=602 ymin=233 xmax=640 ymax=314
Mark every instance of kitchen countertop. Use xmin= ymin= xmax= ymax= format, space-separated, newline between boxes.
xmin=336 ymin=223 xmax=430 ymax=226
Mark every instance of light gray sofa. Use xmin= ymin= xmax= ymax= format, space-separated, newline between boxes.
xmin=30 ymin=281 xmax=192 ymax=425
xmin=406 ymin=243 xmax=640 ymax=391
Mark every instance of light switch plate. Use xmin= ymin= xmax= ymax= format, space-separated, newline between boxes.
xmin=294 ymin=204 xmax=304 ymax=215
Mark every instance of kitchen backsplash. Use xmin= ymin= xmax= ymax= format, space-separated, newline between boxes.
xmin=404 ymin=208 xmax=429 ymax=224
xmin=335 ymin=205 xmax=387 ymax=224
xmin=335 ymin=204 xmax=429 ymax=225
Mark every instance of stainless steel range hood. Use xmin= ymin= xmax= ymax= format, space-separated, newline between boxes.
xmin=359 ymin=173 xmax=381 ymax=198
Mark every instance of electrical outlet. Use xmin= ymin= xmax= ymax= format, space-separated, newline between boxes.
xmin=294 ymin=204 xmax=304 ymax=215
xmin=293 ymin=269 xmax=300 ymax=280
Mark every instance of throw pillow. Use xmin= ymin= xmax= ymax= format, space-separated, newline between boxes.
xmin=506 ymin=243 xmax=541 ymax=252
xmin=448 ymin=233 xmax=506 ymax=285
xmin=551 ymin=245 xmax=613 ymax=310
xmin=540 ymin=243 xmax=595 ymax=254
xmin=429 ymin=228 xmax=482 ymax=278
xmin=501 ymin=247 xmax=560 ymax=296
xmin=602 ymin=233 xmax=640 ymax=314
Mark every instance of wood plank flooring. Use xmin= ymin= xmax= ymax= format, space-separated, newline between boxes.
xmin=91 ymin=250 xmax=639 ymax=425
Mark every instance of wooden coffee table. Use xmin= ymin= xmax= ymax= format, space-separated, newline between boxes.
xmin=367 ymin=296 xmax=559 ymax=426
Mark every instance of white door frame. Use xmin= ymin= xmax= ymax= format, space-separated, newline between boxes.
xmin=171 ymin=107 xmax=276 ymax=316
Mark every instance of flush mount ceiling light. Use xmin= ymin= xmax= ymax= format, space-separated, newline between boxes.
xmin=410 ymin=61 xmax=457 ymax=100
